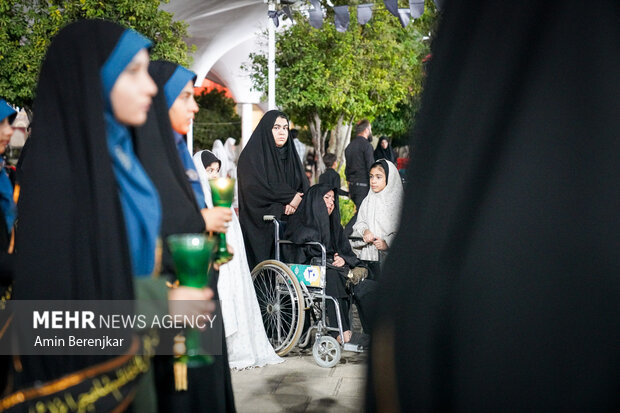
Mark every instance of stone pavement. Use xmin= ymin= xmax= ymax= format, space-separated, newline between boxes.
xmin=231 ymin=348 xmax=367 ymax=413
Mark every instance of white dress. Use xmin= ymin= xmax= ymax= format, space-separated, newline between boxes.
xmin=193 ymin=150 xmax=283 ymax=369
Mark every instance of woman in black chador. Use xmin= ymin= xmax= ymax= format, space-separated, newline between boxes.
xmin=7 ymin=20 xmax=160 ymax=410
xmin=134 ymin=60 xmax=236 ymax=412
xmin=373 ymin=136 xmax=396 ymax=163
xmin=237 ymin=110 xmax=308 ymax=270
xmin=283 ymin=184 xmax=376 ymax=344
xmin=366 ymin=0 xmax=620 ymax=411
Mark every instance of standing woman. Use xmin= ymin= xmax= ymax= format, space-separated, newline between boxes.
xmin=373 ymin=137 xmax=396 ymax=163
xmin=194 ymin=149 xmax=283 ymax=370
xmin=9 ymin=20 xmax=160 ymax=409
xmin=0 ymin=100 xmax=17 ymax=396
xmin=237 ymin=110 xmax=308 ymax=270
xmin=139 ymin=60 xmax=235 ymax=412
xmin=0 ymin=100 xmax=16 ymax=287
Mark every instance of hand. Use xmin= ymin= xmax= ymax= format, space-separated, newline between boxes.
xmin=168 ymin=286 xmax=215 ymax=318
xmin=213 ymin=244 xmax=234 ymax=271
xmin=289 ymin=192 xmax=303 ymax=209
xmin=201 ymin=207 xmax=232 ymax=233
xmin=332 ymin=253 xmax=345 ymax=267
xmin=363 ymin=229 xmax=375 ymax=243
xmin=284 ymin=204 xmax=297 ymax=215
xmin=373 ymin=238 xmax=388 ymax=251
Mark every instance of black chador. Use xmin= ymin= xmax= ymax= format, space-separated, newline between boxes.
xmin=366 ymin=1 xmax=620 ymax=411
xmin=136 ymin=61 xmax=236 ymax=413
xmin=283 ymin=184 xmax=375 ymax=335
xmin=9 ymin=20 xmax=157 ymax=411
xmin=237 ymin=110 xmax=308 ymax=270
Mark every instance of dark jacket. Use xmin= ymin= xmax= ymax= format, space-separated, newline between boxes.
xmin=345 ymin=135 xmax=374 ymax=184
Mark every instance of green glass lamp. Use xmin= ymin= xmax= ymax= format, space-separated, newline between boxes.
xmin=209 ymin=178 xmax=236 ymax=264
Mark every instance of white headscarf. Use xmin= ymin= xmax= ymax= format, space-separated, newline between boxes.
xmin=352 ymin=159 xmax=404 ymax=261
xmin=213 ymin=139 xmax=233 ymax=179
xmin=224 ymin=137 xmax=238 ymax=179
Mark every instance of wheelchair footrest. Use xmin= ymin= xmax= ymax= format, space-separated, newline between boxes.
xmin=343 ymin=342 xmax=364 ymax=352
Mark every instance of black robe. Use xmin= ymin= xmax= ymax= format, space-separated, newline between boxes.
xmin=135 ymin=61 xmax=205 ymax=276
xmin=10 ymin=20 xmax=141 ymax=407
xmin=283 ymin=184 xmax=358 ymax=299
xmin=366 ymin=1 xmax=620 ymax=411
xmin=136 ymin=61 xmax=236 ymax=413
xmin=238 ymin=110 xmax=309 ymax=270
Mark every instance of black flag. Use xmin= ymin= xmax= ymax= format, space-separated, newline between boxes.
xmin=334 ymin=6 xmax=350 ymax=32
xmin=384 ymin=0 xmax=399 ymax=17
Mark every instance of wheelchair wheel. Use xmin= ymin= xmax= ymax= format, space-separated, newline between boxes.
xmin=312 ymin=336 xmax=341 ymax=368
xmin=252 ymin=260 xmax=305 ymax=356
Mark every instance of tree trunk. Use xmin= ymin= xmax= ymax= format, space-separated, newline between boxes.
xmin=335 ymin=116 xmax=354 ymax=168
xmin=308 ymin=112 xmax=327 ymax=176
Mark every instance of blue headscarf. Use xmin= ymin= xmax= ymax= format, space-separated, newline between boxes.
xmin=164 ymin=66 xmax=207 ymax=209
xmin=0 ymin=99 xmax=16 ymax=232
xmin=100 ymin=30 xmax=162 ymax=277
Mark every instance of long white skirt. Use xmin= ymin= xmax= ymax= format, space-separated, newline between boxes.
xmin=217 ymin=212 xmax=283 ymax=370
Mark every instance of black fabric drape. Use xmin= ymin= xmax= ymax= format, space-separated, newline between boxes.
xmin=238 ymin=110 xmax=309 ymax=269
xmin=373 ymin=137 xmax=396 ymax=163
xmin=134 ymin=60 xmax=205 ymax=276
xmin=366 ymin=1 xmax=620 ymax=412
xmin=13 ymin=20 xmax=134 ymax=385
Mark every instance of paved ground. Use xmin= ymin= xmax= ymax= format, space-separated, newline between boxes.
xmin=231 ymin=348 xmax=367 ymax=413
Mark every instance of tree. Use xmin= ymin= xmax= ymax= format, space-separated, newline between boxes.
xmin=246 ymin=0 xmax=438 ymax=171
xmin=0 ymin=0 xmax=193 ymax=109
xmin=193 ymin=88 xmax=241 ymax=151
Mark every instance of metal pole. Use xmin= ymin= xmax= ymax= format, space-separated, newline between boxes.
xmin=268 ymin=0 xmax=276 ymax=110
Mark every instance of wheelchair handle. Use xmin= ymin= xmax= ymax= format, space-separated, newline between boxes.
xmin=263 ymin=215 xmax=275 ymax=222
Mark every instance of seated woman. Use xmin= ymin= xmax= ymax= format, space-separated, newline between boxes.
xmin=351 ymin=159 xmax=403 ymax=280
xmin=193 ymin=149 xmax=283 ymax=370
xmin=283 ymin=184 xmax=376 ymax=343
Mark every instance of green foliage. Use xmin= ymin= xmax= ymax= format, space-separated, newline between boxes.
xmin=247 ymin=0 xmax=438 ymax=131
xmin=339 ymin=196 xmax=356 ymax=227
xmin=0 ymin=0 xmax=194 ymax=108
xmin=193 ymin=88 xmax=241 ymax=151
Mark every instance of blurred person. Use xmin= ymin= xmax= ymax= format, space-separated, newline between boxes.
xmin=0 ymin=99 xmax=17 ymax=395
xmin=237 ymin=110 xmax=309 ymax=270
xmin=140 ymin=61 xmax=235 ymax=412
xmin=345 ymin=119 xmax=374 ymax=210
xmin=194 ymin=150 xmax=283 ymax=370
xmin=319 ymin=152 xmax=348 ymax=196
xmin=373 ymin=136 xmax=396 ymax=163
xmin=6 ymin=20 xmax=176 ymax=411
xmin=366 ymin=1 xmax=620 ymax=411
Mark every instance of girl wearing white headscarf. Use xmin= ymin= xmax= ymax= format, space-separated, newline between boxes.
xmin=193 ymin=149 xmax=283 ymax=370
xmin=351 ymin=159 xmax=403 ymax=268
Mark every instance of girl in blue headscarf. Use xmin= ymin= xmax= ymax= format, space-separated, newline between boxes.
xmin=7 ymin=20 xmax=162 ymax=411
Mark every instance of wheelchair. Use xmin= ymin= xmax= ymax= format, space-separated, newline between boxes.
xmin=251 ymin=215 xmax=365 ymax=368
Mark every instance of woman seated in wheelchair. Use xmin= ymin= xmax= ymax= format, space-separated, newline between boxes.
xmin=283 ymin=184 xmax=376 ymax=344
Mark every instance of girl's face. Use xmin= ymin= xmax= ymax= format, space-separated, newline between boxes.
xmin=381 ymin=139 xmax=388 ymax=149
xmin=0 ymin=118 xmax=14 ymax=155
xmin=169 ymin=80 xmax=199 ymax=135
xmin=369 ymin=166 xmax=387 ymax=193
xmin=272 ymin=116 xmax=289 ymax=148
xmin=110 ymin=49 xmax=157 ymax=126
xmin=205 ymin=161 xmax=220 ymax=179
xmin=323 ymin=190 xmax=335 ymax=215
